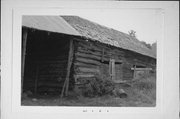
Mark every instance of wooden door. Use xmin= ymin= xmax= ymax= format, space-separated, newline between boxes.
xmin=109 ymin=59 xmax=123 ymax=81
xmin=115 ymin=63 xmax=123 ymax=81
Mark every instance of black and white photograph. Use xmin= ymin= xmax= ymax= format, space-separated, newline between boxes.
xmin=1 ymin=1 xmax=179 ymax=119
xmin=21 ymin=13 xmax=157 ymax=107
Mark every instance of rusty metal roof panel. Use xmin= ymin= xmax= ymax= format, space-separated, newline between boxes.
xmin=22 ymin=15 xmax=81 ymax=36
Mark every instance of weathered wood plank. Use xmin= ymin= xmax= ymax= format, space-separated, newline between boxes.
xmin=74 ymin=62 xmax=99 ymax=68
xmin=76 ymin=49 xmax=123 ymax=63
xmin=78 ymin=41 xmax=124 ymax=56
xmin=38 ymin=60 xmax=68 ymax=64
xmin=78 ymin=41 xmax=102 ymax=52
xmin=133 ymin=65 xmax=136 ymax=79
xmin=75 ymin=52 xmax=102 ymax=60
xmin=131 ymin=68 xmax=152 ymax=71
xmin=77 ymin=39 xmax=124 ymax=55
xmin=101 ymin=48 xmax=105 ymax=62
xmin=37 ymin=83 xmax=62 ymax=87
xmin=40 ymin=70 xmax=67 ymax=73
xmin=22 ymin=28 xmax=28 ymax=94
xmin=77 ymin=46 xmax=124 ymax=59
xmin=74 ymin=74 xmax=95 ymax=79
xmin=65 ymin=39 xmax=74 ymax=96
xmin=61 ymin=39 xmax=74 ymax=98
xmin=34 ymin=64 xmax=39 ymax=94
xmin=75 ymin=57 xmax=101 ymax=65
xmin=77 ymin=67 xmax=100 ymax=74
xmin=75 ymin=52 xmax=111 ymax=62
xmin=77 ymin=47 xmax=103 ymax=57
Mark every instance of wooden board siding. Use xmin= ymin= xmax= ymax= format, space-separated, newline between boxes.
xmin=35 ymin=56 xmax=68 ymax=93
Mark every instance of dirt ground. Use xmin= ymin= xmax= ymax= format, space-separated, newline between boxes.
xmin=21 ymin=74 xmax=156 ymax=107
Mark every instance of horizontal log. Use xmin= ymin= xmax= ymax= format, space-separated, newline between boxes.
xmin=38 ymin=79 xmax=58 ymax=82
xmin=38 ymin=86 xmax=62 ymax=90
xmin=74 ymin=72 xmax=98 ymax=75
xmin=40 ymin=71 xmax=67 ymax=74
xmin=78 ymin=41 xmax=102 ymax=52
xmin=115 ymin=59 xmax=123 ymax=63
xmin=76 ymin=49 xmax=123 ymax=63
xmin=74 ymin=62 xmax=99 ymax=68
xmin=78 ymin=40 xmax=124 ymax=55
xmin=39 ymin=67 xmax=66 ymax=70
xmin=38 ymin=60 xmax=68 ymax=64
xmin=38 ymin=76 xmax=65 ymax=80
xmin=131 ymin=68 xmax=152 ymax=71
xmin=78 ymin=41 xmax=124 ymax=56
xmin=38 ymin=73 xmax=65 ymax=76
xmin=35 ymin=63 xmax=67 ymax=67
xmin=112 ymin=49 xmax=124 ymax=55
xmin=74 ymin=38 xmax=125 ymax=57
xmin=40 ymin=63 xmax=67 ymax=66
xmin=37 ymin=83 xmax=62 ymax=87
xmin=75 ymin=52 xmax=101 ymax=60
xmin=74 ymin=74 xmax=95 ymax=79
xmin=75 ymin=57 xmax=101 ymax=65
xmin=77 ymin=67 xmax=100 ymax=73
xmin=40 ymin=69 xmax=67 ymax=71
xmin=39 ymin=73 xmax=66 ymax=75
xmin=75 ymin=52 xmax=110 ymax=62
xmin=39 ymin=54 xmax=68 ymax=57
xmin=30 ymin=56 xmax=68 ymax=61
xmin=39 ymin=63 xmax=67 ymax=66
xmin=77 ymin=46 xmax=123 ymax=59
xmin=77 ymin=47 xmax=102 ymax=56
xmin=38 ymin=80 xmax=65 ymax=83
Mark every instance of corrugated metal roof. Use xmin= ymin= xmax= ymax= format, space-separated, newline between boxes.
xmin=22 ymin=16 xmax=81 ymax=36
xmin=61 ymin=16 xmax=156 ymax=58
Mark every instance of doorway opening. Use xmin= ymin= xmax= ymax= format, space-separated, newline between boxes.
xmin=22 ymin=28 xmax=73 ymax=96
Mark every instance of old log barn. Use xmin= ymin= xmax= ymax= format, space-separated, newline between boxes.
xmin=22 ymin=16 xmax=156 ymax=96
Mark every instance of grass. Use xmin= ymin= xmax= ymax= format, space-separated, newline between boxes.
xmin=21 ymin=73 xmax=156 ymax=107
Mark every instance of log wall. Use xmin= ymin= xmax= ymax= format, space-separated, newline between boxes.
xmin=73 ymin=39 xmax=125 ymax=84
xmin=73 ymin=38 xmax=156 ymax=83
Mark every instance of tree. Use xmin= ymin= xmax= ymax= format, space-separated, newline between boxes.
xmin=140 ymin=41 xmax=152 ymax=49
xmin=151 ymin=42 xmax=157 ymax=56
xmin=128 ymin=30 xmax=136 ymax=38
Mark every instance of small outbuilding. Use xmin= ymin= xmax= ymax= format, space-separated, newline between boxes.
xmin=22 ymin=16 xmax=156 ymax=96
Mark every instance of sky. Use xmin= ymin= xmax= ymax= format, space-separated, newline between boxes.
xmin=67 ymin=9 xmax=162 ymax=44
